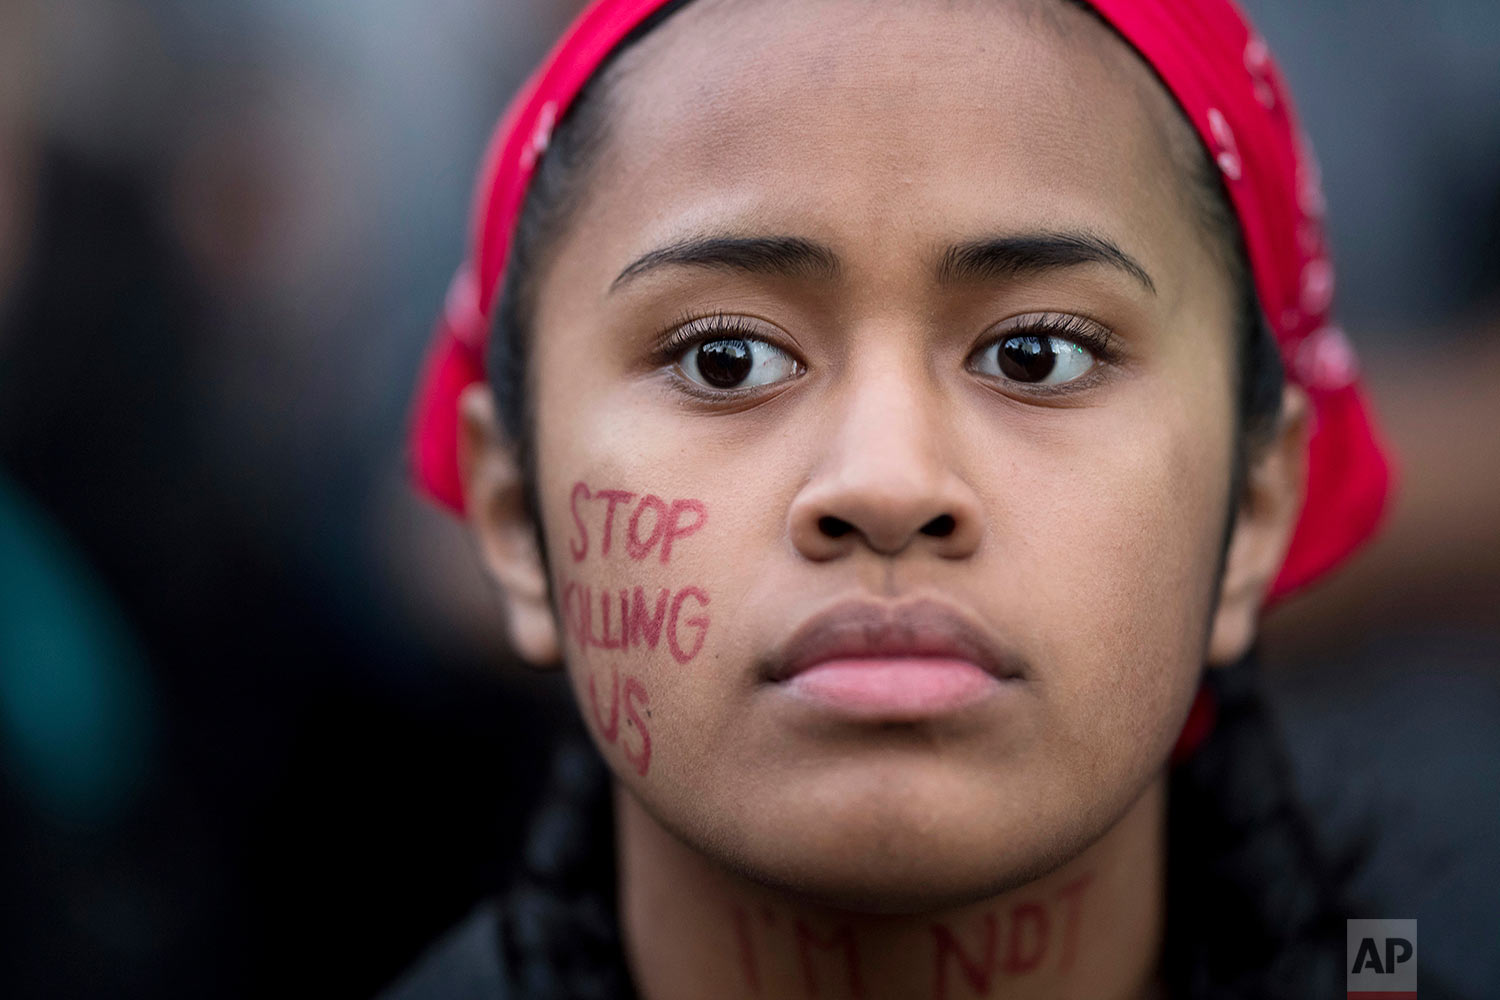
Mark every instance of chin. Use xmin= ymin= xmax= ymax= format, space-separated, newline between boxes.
xmin=702 ymin=768 xmax=1103 ymax=915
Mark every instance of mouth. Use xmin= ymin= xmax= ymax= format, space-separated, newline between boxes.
xmin=761 ymin=597 xmax=1027 ymax=720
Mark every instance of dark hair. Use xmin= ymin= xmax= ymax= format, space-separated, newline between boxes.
xmin=484 ymin=3 xmax=1347 ymax=997
xmin=488 ymin=0 xmax=700 ymax=555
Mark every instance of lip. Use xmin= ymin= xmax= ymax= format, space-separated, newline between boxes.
xmin=761 ymin=598 xmax=1025 ymax=718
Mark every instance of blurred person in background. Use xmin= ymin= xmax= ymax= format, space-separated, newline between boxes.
xmin=1242 ymin=0 xmax=1500 ymax=642
xmin=1241 ymin=4 xmax=1500 ymax=995
xmin=1 ymin=1 xmax=573 ymax=996
xmin=0 ymin=0 xmax=165 ymax=993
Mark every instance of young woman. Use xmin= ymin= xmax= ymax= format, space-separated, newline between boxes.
xmin=395 ymin=0 xmax=1402 ymax=996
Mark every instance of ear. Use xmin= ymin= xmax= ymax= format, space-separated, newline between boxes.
xmin=1206 ymin=384 xmax=1311 ymax=666
xmin=457 ymin=382 xmax=562 ymax=668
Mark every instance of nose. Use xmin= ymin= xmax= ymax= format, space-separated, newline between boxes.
xmin=787 ymin=360 xmax=984 ymax=562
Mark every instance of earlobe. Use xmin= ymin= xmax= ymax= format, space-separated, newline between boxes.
xmin=1206 ymin=385 xmax=1311 ymax=665
xmin=457 ymin=383 xmax=562 ymax=668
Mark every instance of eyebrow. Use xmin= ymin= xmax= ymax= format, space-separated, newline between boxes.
xmin=611 ymin=235 xmax=840 ymax=291
xmin=937 ymin=232 xmax=1157 ymax=295
xmin=610 ymin=229 xmax=1155 ymax=295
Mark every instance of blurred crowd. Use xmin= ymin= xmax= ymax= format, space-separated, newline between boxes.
xmin=0 ymin=1 xmax=1495 ymax=997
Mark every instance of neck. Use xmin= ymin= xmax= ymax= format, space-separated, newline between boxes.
xmin=615 ymin=775 xmax=1168 ymax=1000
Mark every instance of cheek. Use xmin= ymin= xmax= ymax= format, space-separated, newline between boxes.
xmin=529 ymin=299 xmax=1236 ymax=806
xmin=533 ymin=381 xmax=747 ymax=786
xmin=992 ymin=385 xmax=1233 ymax=761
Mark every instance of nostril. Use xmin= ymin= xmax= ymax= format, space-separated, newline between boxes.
xmin=921 ymin=514 xmax=956 ymax=537
xmin=818 ymin=515 xmax=855 ymax=538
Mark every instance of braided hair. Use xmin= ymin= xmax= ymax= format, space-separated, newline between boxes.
xmin=499 ymin=740 xmax=637 ymax=999
xmin=1163 ymin=653 xmax=1350 ymax=997
xmin=484 ymin=2 xmax=1358 ymax=996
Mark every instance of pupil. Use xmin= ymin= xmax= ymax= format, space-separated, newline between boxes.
xmin=998 ymin=336 xmax=1056 ymax=382
xmin=696 ymin=339 xmax=753 ymax=388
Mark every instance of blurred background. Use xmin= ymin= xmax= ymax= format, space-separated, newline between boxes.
xmin=0 ymin=1 xmax=1495 ymax=997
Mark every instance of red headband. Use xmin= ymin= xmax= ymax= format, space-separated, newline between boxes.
xmin=410 ymin=0 xmax=1394 ymax=604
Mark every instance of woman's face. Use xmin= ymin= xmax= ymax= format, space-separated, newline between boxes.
xmin=468 ymin=0 xmax=1289 ymax=911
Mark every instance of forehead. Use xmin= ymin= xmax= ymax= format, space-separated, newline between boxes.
xmin=547 ymin=0 xmax=1214 ymax=310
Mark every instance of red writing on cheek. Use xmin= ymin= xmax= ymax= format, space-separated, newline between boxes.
xmin=626 ymin=494 xmax=666 ymax=561
xmin=570 ymin=481 xmax=591 ymax=562
xmin=587 ymin=663 xmax=652 ymax=776
xmin=667 ymin=586 xmax=710 ymax=664
xmin=622 ymin=676 xmax=651 ymax=775
xmin=568 ymin=480 xmax=707 ymax=564
xmin=597 ymin=488 xmax=635 ymax=557
xmin=662 ymin=498 xmax=707 ymax=563
xmin=929 ymin=873 xmax=1092 ymax=999
xmin=561 ymin=578 xmax=711 ymax=664
xmin=589 ymin=664 xmax=619 ymax=742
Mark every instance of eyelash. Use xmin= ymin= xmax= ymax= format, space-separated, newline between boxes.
xmin=972 ymin=312 xmax=1124 ymax=396
xmin=985 ymin=312 xmax=1122 ymax=364
xmin=650 ymin=310 xmax=1123 ymax=402
xmin=650 ymin=311 xmax=800 ymax=403
xmin=653 ymin=311 xmax=768 ymax=361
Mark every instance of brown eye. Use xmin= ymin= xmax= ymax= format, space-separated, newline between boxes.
xmin=694 ymin=339 xmax=753 ymax=388
xmin=999 ymin=336 xmax=1055 ymax=382
xmin=681 ymin=337 xmax=799 ymax=391
xmin=975 ymin=333 xmax=1097 ymax=386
